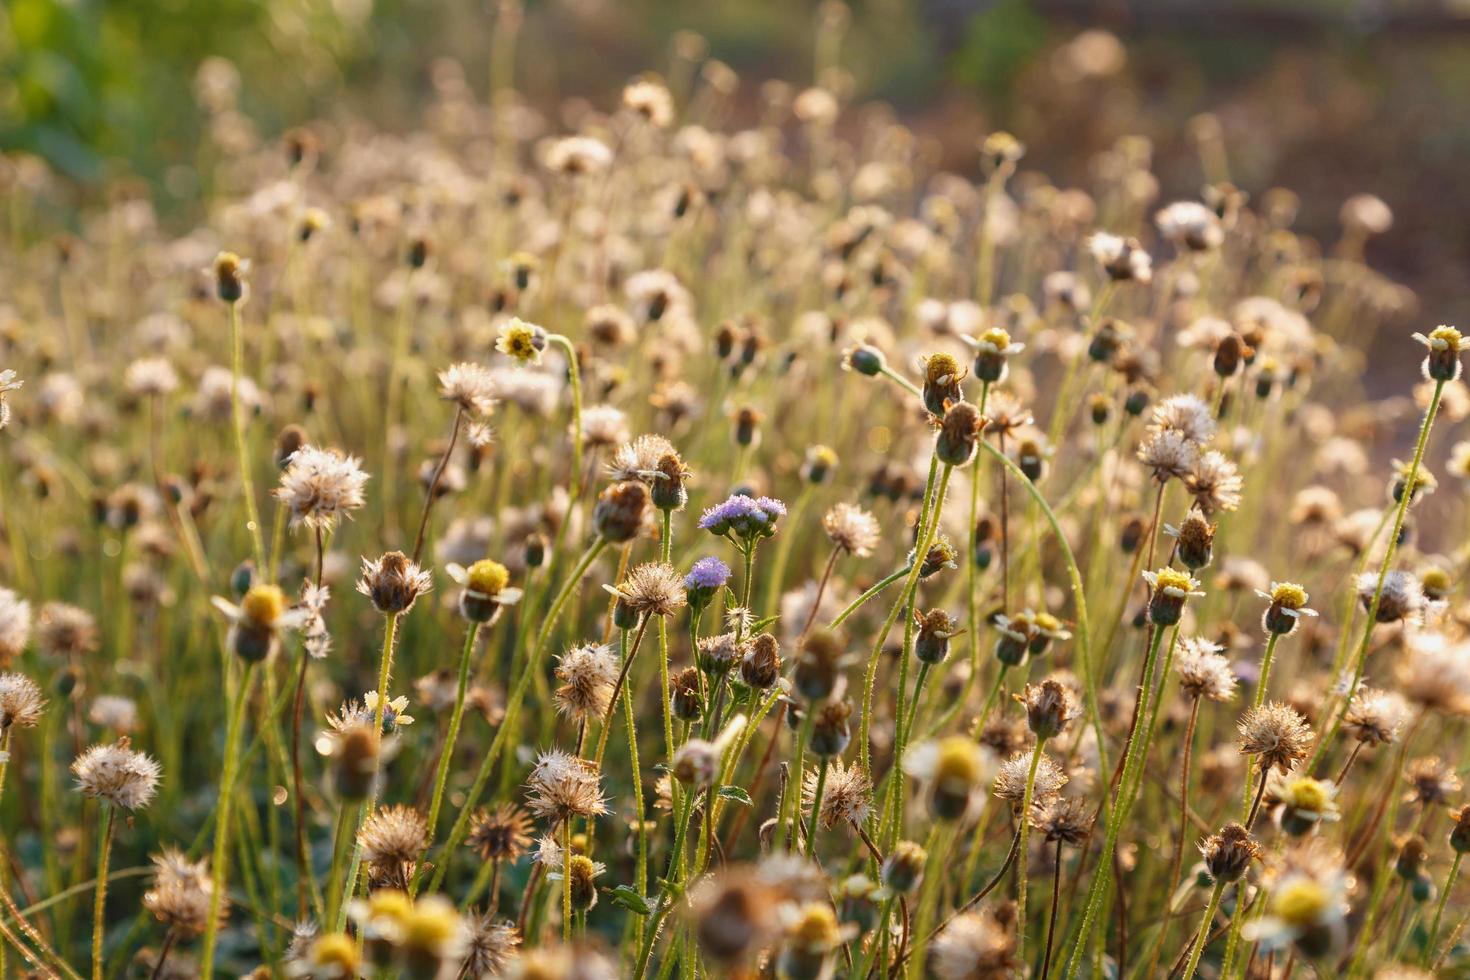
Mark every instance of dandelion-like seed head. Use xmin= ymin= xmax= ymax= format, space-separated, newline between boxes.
xmin=72 ymin=737 xmax=161 ymax=810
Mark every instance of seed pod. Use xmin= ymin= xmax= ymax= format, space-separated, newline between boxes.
xmin=592 ymin=481 xmax=650 ymax=543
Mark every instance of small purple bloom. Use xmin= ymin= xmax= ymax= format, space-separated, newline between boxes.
xmin=698 ymin=492 xmax=785 ymax=541
xmin=685 ymin=556 xmax=732 ymax=591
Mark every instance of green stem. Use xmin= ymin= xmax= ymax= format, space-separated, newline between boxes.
xmin=420 ymin=620 xmax=482 ymax=871
xmin=228 ymin=302 xmax=266 ymax=572
xmin=199 ymin=660 xmax=256 ymax=980
xmin=1016 ymin=738 xmax=1047 ymax=969
xmin=1312 ymin=378 xmax=1443 ymax=772
xmin=90 ymin=804 xmax=115 ymax=980
xmin=1181 ymin=879 xmax=1226 ymax=980
xmin=1427 ymin=852 xmax=1463 ymax=966
xmin=427 ymin=536 xmax=608 ymax=891
xmin=804 ymin=756 xmax=829 ymax=859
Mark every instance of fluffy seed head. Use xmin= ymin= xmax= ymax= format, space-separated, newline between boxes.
xmin=72 ymin=738 xmax=161 ymax=810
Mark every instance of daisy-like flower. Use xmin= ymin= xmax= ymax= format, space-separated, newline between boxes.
xmin=445 ymin=559 xmax=523 ymax=624
xmin=524 ymin=750 xmax=608 ymax=821
xmin=274 ymin=445 xmax=369 ymax=530
xmin=1238 ymin=701 xmax=1314 ymax=774
xmin=1245 ymin=840 xmax=1353 ymax=957
xmin=1087 ymin=231 xmax=1152 ymax=283
xmin=775 ymin=903 xmax=856 ymax=980
xmin=1142 ymin=567 xmax=1206 ymax=626
xmin=1412 ymin=324 xmax=1466 ymax=382
xmin=1256 ymin=581 xmax=1318 ymax=636
xmin=211 ymin=584 xmax=310 ymax=662
xmin=358 ymin=552 xmax=433 ymax=615
xmin=72 ymin=737 xmax=161 ymax=810
xmin=905 ymin=736 xmax=995 ymax=823
xmin=982 ymin=391 xmax=1033 ymax=440
xmin=1185 ymin=450 xmax=1243 ymax=513
xmin=1155 ymin=200 xmax=1224 ymax=251
xmin=437 ymin=362 xmax=498 ymax=416
xmin=494 ymin=318 xmax=548 ymax=366
xmin=1174 ymin=636 xmax=1237 ymax=702
xmin=802 ymin=759 xmax=872 ymax=830
xmin=964 ymin=326 xmax=1025 ymax=384
xmin=822 ymin=502 xmax=881 ymax=557
xmin=553 ymin=642 xmax=619 ymax=721
xmin=288 ymin=931 xmax=360 ymax=979
xmin=0 ymin=672 xmax=45 ymax=730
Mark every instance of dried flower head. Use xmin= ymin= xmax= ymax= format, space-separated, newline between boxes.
xmin=605 ymin=562 xmax=687 ymax=619
xmin=0 ymin=672 xmax=46 ymax=729
xmin=438 ymin=362 xmax=499 ymax=416
xmin=1174 ymin=636 xmax=1237 ymax=702
xmin=72 ymin=737 xmax=161 ymax=810
xmin=553 ymin=642 xmax=619 ymax=721
xmin=822 ymin=502 xmax=881 ymax=557
xmin=1238 ymin=702 xmax=1314 ymax=774
xmin=274 ymin=445 xmax=369 ymax=530
xmin=466 ymin=804 xmax=533 ymax=863
xmin=357 ymin=552 xmax=433 ymax=615
xmin=803 ymin=759 xmax=872 ymax=830
xmin=524 ymin=750 xmax=607 ymax=821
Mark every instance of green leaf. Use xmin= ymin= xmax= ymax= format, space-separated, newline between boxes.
xmin=609 ymin=885 xmax=651 ymax=916
xmin=718 ymin=786 xmax=753 ymax=806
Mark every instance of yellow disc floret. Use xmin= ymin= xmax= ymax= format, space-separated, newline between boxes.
xmin=240 ymin=585 xmax=287 ymax=627
xmin=1273 ymin=878 xmax=1330 ymax=928
xmin=466 ymin=559 xmax=510 ymax=596
xmin=1270 ymin=582 xmax=1309 ymax=610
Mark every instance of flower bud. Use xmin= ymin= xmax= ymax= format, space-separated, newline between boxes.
xmin=921 ymin=353 xmax=965 ymax=417
xmin=880 ymin=840 xmax=927 ymax=894
xmin=914 ymin=608 xmax=960 ymax=665
xmin=1200 ymin=823 xmax=1258 ymax=883
xmin=793 ymin=629 xmax=843 ymax=702
xmin=809 ymin=699 xmax=853 ymax=757
xmin=1173 ymin=514 xmax=1216 ymax=571
xmin=671 ymin=667 xmax=703 ymax=722
xmin=592 ymin=481 xmax=650 ymax=543
xmin=936 ymin=401 xmax=983 ymax=466
xmin=741 ymin=633 xmax=781 ymax=690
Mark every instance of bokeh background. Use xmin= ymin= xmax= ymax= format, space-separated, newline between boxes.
xmin=4 ymin=0 xmax=1469 ymax=371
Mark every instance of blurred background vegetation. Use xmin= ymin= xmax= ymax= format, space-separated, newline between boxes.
xmin=3 ymin=0 xmax=1469 ymax=328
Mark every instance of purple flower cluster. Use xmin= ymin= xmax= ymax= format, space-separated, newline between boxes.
xmin=685 ymin=556 xmax=732 ymax=591
xmin=697 ymin=494 xmax=787 ymax=540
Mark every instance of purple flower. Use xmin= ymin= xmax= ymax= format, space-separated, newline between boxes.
xmin=685 ymin=556 xmax=732 ymax=591
xmin=698 ymin=493 xmax=787 ymax=540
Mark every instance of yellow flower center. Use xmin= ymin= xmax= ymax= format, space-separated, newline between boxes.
xmin=1152 ymin=568 xmax=1198 ymax=595
xmin=1282 ymin=777 xmax=1331 ymax=812
xmin=980 ymin=327 xmax=1013 ymax=350
xmin=1273 ymin=879 xmax=1330 ymax=928
xmin=311 ymin=933 xmax=360 ymax=970
xmin=1034 ymin=611 xmax=1062 ymax=633
xmin=1270 ymin=582 xmax=1309 ymax=609
xmin=240 ymin=585 xmax=287 ymax=627
xmin=365 ymin=888 xmax=413 ymax=923
xmin=789 ymin=904 xmax=840 ymax=947
xmin=401 ymin=898 xmax=460 ymax=949
xmin=467 ymin=559 xmax=510 ymax=596
xmin=934 ymin=736 xmax=983 ymax=785
xmin=924 ymin=353 xmax=962 ymax=385
xmin=1430 ymin=325 xmax=1463 ymax=348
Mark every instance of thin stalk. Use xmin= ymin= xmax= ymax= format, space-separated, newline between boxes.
xmin=1312 ymin=378 xmax=1444 ymax=771
xmin=200 ymin=661 xmax=257 ymax=980
xmin=1181 ymin=879 xmax=1227 ymax=980
xmin=804 ymin=756 xmax=829 ymax=858
xmin=410 ymin=404 xmax=465 ymax=565
xmin=1426 ymin=852 xmax=1462 ymax=966
xmin=91 ymin=804 xmax=115 ymax=980
xmin=228 ymin=301 xmax=266 ymax=571
xmin=421 ymin=620 xmax=482 ymax=863
xmin=1016 ymin=738 xmax=1047 ymax=969
xmin=428 ymin=536 xmax=608 ymax=891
